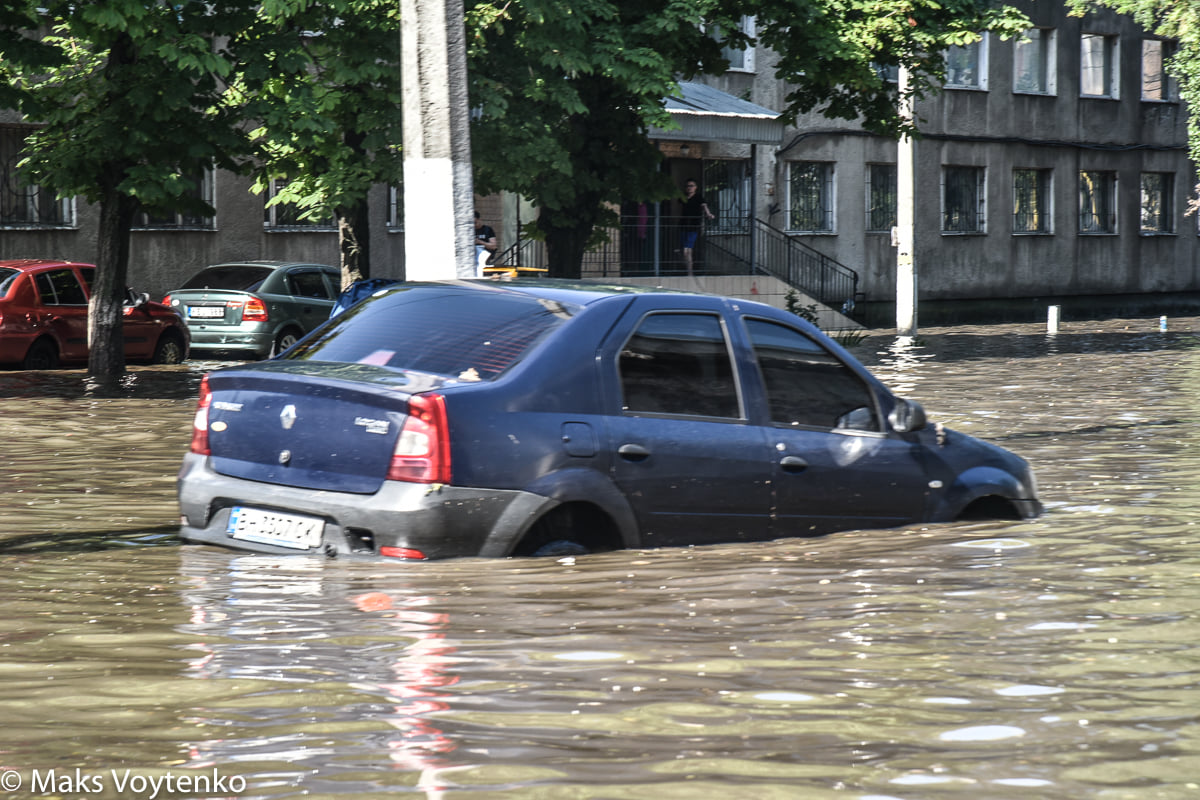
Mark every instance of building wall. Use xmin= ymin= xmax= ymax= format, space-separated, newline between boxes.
xmin=726 ymin=1 xmax=1198 ymax=304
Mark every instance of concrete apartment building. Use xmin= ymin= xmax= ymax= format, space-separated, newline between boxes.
xmin=1 ymin=0 xmax=1194 ymax=320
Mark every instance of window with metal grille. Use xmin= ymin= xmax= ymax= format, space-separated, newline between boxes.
xmin=264 ymin=178 xmax=336 ymax=230
xmin=942 ymin=166 xmax=985 ymax=233
xmin=787 ymin=162 xmax=834 ymax=232
xmin=1140 ymin=172 xmax=1174 ymax=233
xmin=134 ymin=169 xmax=215 ymax=229
xmin=1013 ymin=169 xmax=1051 ymax=234
xmin=0 ymin=125 xmax=73 ymax=228
xmin=703 ymin=159 xmax=751 ymax=233
xmin=387 ymin=185 xmax=404 ymax=231
xmin=1079 ymin=171 xmax=1117 ymax=233
xmin=866 ymin=164 xmax=897 ymax=232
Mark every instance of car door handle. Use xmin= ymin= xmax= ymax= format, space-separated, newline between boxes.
xmin=779 ymin=455 xmax=808 ymax=472
xmin=618 ymin=443 xmax=651 ymax=461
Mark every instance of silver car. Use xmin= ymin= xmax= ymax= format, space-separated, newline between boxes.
xmin=164 ymin=261 xmax=340 ymax=359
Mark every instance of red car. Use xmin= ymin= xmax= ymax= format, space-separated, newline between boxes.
xmin=0 ymin=259 xmax=190 ymax=369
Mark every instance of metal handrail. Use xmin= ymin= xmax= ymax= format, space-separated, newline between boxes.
xmin=490 ymin=215 xmax=859 ymax=311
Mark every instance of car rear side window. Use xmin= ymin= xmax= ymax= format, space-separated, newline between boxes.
xmin=180 ymin=266 xmax=273 ymax=291
xmin=745 ymin=318 xmax=879 ymax=431
xmin=34 ymin=269 xmax=88 ymax=305
xmin=286 ymin=287 xmax=576 ymax=380
xmin=620 ymin=312 xmax=740 ymax=419
xmin=287 ymin=271 xmax=333 ymax=299
xmin=0 ymin=268 xmax=18 ymax=297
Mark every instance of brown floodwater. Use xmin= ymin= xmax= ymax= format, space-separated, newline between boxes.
xmin=1 ymin=319 xmax=1199 ymax=799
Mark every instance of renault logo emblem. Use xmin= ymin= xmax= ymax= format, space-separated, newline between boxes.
xmin=280 ymin=404 xmax=297 ymax=430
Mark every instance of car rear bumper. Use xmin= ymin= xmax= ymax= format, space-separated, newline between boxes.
xmin=185 ymin=327 xmax=273 ymax=357
xmin=177 ymin=452 xmax=552 ymax=559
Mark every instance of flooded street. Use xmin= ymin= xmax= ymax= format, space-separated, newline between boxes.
xmin=2 ymin=319 xmax=1200 ymax=799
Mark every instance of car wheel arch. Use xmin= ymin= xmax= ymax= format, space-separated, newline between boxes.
xmin=22 ymin=336 xmax=60 ymax=369
xmin=477 ymin=468 xmax=640 ymax=557
xmin=934 ymin=465 xmax=1029 ymax=522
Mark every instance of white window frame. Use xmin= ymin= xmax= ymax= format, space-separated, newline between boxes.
xmin=786 ymin=161 xmax=836 ymax=234
xmin=715 ymin=16 xmax=756 ymax=73
xmin=941 ymin=166 xmax=987 ymax=234
xmin=945 ymin=34 xmax=989 ymax=90
xmin=1081 ymin=33 xmax=1120 ymax=99
xmin=1141 ymin=39 xmax=1175 ymax=102
xmin=387 ymin=185 xmax=403 ymax=231
xmin=1013 ymin=27 xmax=1057 ymax=96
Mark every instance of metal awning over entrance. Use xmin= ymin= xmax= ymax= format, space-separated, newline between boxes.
xmin=649 ymin=81 xmax=783 ymax=145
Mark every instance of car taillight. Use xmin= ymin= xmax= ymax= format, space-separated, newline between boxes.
xmin=162 ymin=294 xmax=172 ymax=306
xmin=241 ymin=297 xmax=268 ymax=322
xmin=190 ymin=375 xmax=212 ymax=455
xmin=387 ymin=393 xmax=450 ymax=484
xmin=380 ymin=546 xmax=428 ymax=560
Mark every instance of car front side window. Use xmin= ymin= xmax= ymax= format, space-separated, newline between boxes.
xmin=619 ymin=312 xmax=741 ymax=419
xmin=745 ymin=318 xmax=879 ymax=431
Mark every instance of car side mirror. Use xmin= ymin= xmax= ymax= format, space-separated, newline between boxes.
xmin=889 ymin=398 xmax=927 ymax=433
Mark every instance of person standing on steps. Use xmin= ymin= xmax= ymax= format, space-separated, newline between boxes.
xmin=680 ymin=178 xmax=715 ymax=276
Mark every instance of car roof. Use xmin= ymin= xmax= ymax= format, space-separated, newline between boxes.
xmin=0 ymin=259 xmax=94 ymax=271
xmin=207 ymin=261 xmax=336 ymax=270
xmin=400 ymin=278 xmax=756 ymax=310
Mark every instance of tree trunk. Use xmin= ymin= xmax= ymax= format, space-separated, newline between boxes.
xmin=539 ymin=207 xmax=596 ymax=280
xmin=88 ymin=186 xmax=137 ymax=389
xmin=336 ymin=199 xmax=370 ymax=290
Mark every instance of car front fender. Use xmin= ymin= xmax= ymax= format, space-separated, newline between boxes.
xmin=930 ymin=465 xmax=1032 ymax=522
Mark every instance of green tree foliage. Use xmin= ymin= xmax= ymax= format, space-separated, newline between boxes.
xmin=467 ymin=0 xmax=1029 ymax=277
xmin=5 ymin=0 xmax=258 ymax=385
xmin=235 ymin=0 xmax=404 ymax=289
xmin=1068 ymin=0 xmax=1200 ymax=191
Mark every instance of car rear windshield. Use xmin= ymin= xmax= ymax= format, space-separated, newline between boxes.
xmin=179 ymin=265 xmax=274 ymax=292
xmin=0 ymin=268 xmax=18 ymax=297
xmin=285 ymin=286 xmax=578 ymax=380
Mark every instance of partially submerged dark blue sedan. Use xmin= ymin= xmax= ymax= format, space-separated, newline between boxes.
xmin=178 ymin=281 xmax=1040 ymax=560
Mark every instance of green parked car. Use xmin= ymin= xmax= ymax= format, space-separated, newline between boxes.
xmin=163 ymin=261 xmax=341 ymax=359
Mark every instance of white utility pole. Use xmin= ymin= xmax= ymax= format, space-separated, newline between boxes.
xmin=895 ymin=66 xmax=917 ymax=335
xmin=401 ymin=0 xmax=476 ymax=279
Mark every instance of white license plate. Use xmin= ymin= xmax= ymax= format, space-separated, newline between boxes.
xmin=188 ymin=305 xmax=226 ymax=319
xmin=227 ymin=506 xmax=324 ymax=550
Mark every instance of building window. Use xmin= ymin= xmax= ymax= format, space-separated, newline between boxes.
xmin=1013 ymin=169 xmax=1052 ymax=234
xmin=387 ymin=185 xmax=403 ymax=231
xmin=1079 ymin=171 xmax=1117 ymax=233
xmin=1081 ymin=33 xmax=1119 ymax=98
xmin=0 ymin=125 xmax=73 ymax=228
xmin=1014 ymin=28 xmax=1056 ymax=95
xmin=264 ymin=178 xmax=335 ymax=230
xmin=703 ymin=159 xmax=751 ymax=233
xmin=1140 ymin=172 xmax=1173 ymax=233
xmin=942 ymin=166 xmax=985 ymax=233
xmin=1142 ymin=39 xmax=1174 ymax=101
xmin=720 ymin=16 xmax=756 ymax=73
xmin=787 ymin=162 xmax=834 ymax=233
xmin=945 ymin=36 xmax=988 ymax=89
xmin=866 ymin=164 xmax=897 ymax=232
xmin=134 ymin=169 xmax=215 ymax=229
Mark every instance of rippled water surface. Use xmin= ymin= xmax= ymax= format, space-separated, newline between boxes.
xmin=3 ymin=320 xmax=1200 ymax=799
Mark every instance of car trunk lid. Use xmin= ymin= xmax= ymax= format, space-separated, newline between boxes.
xmin=202 ymin=362 xmax=446 ymax=494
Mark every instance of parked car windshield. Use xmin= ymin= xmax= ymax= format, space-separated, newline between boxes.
xmin=0 ymin=268 xmax=18 ymax=297
xmin=179 ymin=265 xmax=274 ymax=292
xmin=285 ymin=286 xmax=578 ymax=380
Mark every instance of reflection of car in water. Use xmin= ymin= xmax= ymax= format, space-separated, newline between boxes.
xmin=163 ymin=261 xmax=340 ymax=359
xmin=178 ymin=550 xmax=461 ymax=783
xmin=0 ymin=259 xmax=190 ymax=369
xmin=178 ymin=281 xmax=1041 ymax=561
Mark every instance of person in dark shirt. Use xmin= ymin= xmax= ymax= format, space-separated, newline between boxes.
xmin=474 ymin=211 xmax=498 ymax=272
xmin=680 ymin=178 xmax=714 ymax=275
